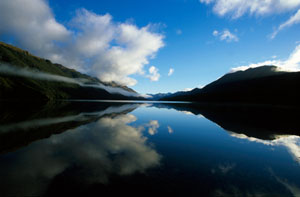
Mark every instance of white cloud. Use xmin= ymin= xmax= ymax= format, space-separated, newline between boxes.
xmin=271 ymin=9 xmax=300 ymax=39
xmin=201 ymin=1 xmax=300 ymax=40
xmin=168 ymin=68 xmax=174 ymax=76
xmin=0 ymin=1 xmax=165 ymax=86
xmin=147 ymin=66 xmax=160 ymax=81
xmin=71 ymin=10 xmax=115 ymax=57
xmin=91 ymin=20 xmax=164 ymax=86
xmin=213 ymin=29 xmax=239 ymax=42
xmin=0 ymin=0 xmax=70 ymax=56
xmin=231 ymin=44 xmax=300 ymax=72
xmin=200 ymin=0 xmax=300 ymax=18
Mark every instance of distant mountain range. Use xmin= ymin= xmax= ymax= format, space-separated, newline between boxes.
xmin=161 ymin=66 xmax=300 ymax=105
xmin=0 ymin=42 xmax=143 ymax=101
xmin=1 ymin=41 xmax=300 ymax=105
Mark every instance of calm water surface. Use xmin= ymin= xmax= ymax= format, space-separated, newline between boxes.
xmin=0 ymin=101 xmax=300 ymax=196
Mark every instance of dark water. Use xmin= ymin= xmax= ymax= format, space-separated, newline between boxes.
xmin=1 ymin=101 xmax=300 ymax=196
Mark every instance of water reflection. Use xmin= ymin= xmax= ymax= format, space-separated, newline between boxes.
xmin=229 ymin=133 xmax=300 ymax=164
xmin=146 ymin=120 xmax=160 ymax=135
xmin=167 ymin=126 xmax=173 ymax=134
xmin=0 ymin=104 xmax=140 ymax=133
xmin=153 ymin=102 xmax=300 ymax=139
xmin=158 ymin=102 xmax=300 ymax=165
xmin=0 ymin=102 xmax=142 ymax=154
xmin=1 ymin=101 xmax=300 ymax=196
xmin=0 ymin=102 xmax=160 ymax=196
xmin=269 ymin=169 xmax=300 ymax=197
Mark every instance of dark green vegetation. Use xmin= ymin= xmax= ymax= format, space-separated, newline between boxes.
xmin=162 ymin=66 xmax=300 ymax=105
xmin=0 ymin=42 xmax=139 ymax=101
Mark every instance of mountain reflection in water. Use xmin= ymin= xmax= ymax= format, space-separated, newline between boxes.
xmin=0 ymin=101 xmax=300 ymax=196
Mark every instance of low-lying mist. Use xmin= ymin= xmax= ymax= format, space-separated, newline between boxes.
xmin=0 ymin=63 xmax=145 ymax=98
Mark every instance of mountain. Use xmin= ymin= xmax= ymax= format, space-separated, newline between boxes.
xmin=0 ymin=41 xmax=141 ymax=101
xmin=149 ymin=89 xmax=202 ymax=100
xmin=148 ymin=93 xmax=173 ymax=100
xmin=162 ymin=66 xmax=300 ymax=106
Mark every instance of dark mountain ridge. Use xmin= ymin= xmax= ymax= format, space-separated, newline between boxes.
xmin=162 ymin=65 xmax=300 ymax=106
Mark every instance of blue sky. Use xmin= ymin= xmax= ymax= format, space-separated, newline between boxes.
xmin=1 ymin=0 xmax=300 ymax=94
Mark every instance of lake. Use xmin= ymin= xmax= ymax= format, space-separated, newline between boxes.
xmin=0 ymin=101 xmax=300 ymax=196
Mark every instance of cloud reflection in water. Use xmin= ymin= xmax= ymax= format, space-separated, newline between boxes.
xmin=229 ymin=132 xmax=300 ymax=164
xmin=0 ymin=112 xmax=161 ymax=196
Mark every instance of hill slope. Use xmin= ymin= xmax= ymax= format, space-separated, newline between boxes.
xmin=162 ymin=66 xmax=300 ymax=105
xmin=0 ymin=42 xmax=140 ymax=101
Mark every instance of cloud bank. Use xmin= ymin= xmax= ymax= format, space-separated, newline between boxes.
xmin=231 ymin=44 xmax=300 ymax=72
xmin=0 ymin=0 xmax=164 ymax=86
